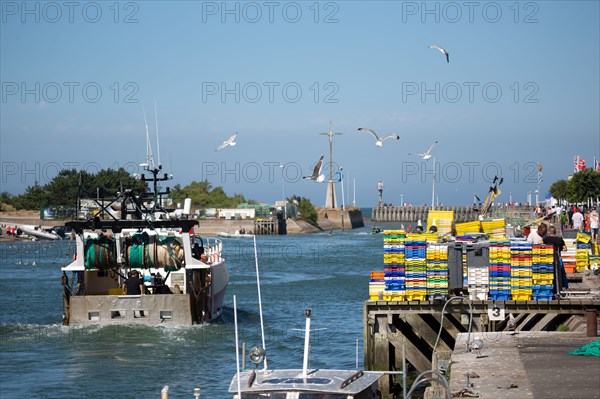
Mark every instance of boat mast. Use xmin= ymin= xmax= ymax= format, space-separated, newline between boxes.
xmin=140 ymin=107 xmax=170 ymax=214
xmin=302 ymin=308 xmax=312 ymax=377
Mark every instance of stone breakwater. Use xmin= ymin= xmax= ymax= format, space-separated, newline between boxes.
xmin=371 ymin=205 xmax=480 ymax=223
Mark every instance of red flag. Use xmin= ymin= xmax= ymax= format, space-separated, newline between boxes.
xmin=575 ymin=156 xmax=586 ymax=171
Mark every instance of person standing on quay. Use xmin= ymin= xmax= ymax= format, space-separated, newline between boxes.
xmin=527 ymin=223 xmax=547 ymax=244
xmin=572 ymin=208 xmax=584 ymax=232
xmin=543 ymin=226 xmax=569 ymax=291
xmin=590 ymin=208 xmax=599 ymax=243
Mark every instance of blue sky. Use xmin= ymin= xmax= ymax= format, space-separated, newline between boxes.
xmin=1 ymin=1 xmax=599 ymax=207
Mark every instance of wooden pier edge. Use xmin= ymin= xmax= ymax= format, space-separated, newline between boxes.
xmin=363 ymin=298 xmax=600 ymax=397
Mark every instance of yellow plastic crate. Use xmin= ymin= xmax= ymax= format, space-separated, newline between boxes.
xmin=512 ymin=292 xmax=532 ymax=300
xmin=382 ymin=291 xmax=406 ymax=301
xmin=576 ymin=232 xmax=591 ymax=243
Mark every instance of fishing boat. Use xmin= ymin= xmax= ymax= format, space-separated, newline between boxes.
xmin=228 ymin=309 xmax=383 ymax=399
xmin=217 ymin=231 xmax=254 ymax=239
xmin=60 ymin=115 xmax=229 ymax=326
xmin=370 ymin=226 xmax=382 ymax=235
xmin=17 ymin=225 xmax=61 ymax=240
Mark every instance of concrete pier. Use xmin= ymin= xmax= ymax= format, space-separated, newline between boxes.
xmin=317 ymin=208 xmax=364 ymax=230
xmin=449 ymin=332 xmax=600 ymax=399
xmin=363 ymin=299 xmax=600 ymax=397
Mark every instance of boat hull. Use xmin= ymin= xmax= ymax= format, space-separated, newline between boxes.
xmin=65 ymin=259 xmax=229 ymax=326
xmin=217 ymin=232 xmax=254 ymax=238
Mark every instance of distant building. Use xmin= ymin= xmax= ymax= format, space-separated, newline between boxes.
xmin=217 ymin=208 xmax=256 ymax=220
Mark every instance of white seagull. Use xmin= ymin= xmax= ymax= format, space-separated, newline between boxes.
xmin=429 ymin=45 xmax=449 ymax=63
xmin=357 ymin=128 xmax=400 ymax=147
xmin=409 ymin=141 xmax=438 ymax=160
xmin=303 ymin=155 xmax=325 ymax=182
xmin=215 ymin=132 xmax=238 ymax=151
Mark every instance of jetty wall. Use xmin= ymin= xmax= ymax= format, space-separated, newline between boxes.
xmin=371 ymin=205 xmax=479 ymax=223
xmin=317 ymin=208 xmax=364 ymax=231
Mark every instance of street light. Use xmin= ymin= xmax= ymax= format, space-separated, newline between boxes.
xmin=279 ymin=163 xmax=285 ymax=201
xmin=279 ymin=163 xmax=286 ymax=219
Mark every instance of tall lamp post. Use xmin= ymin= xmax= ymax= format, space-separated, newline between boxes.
xmin=279 ymin=163 xmax=285 ymax=201
xmin=320 ymin=122 xmax=342 ymax=208
xmin=339 ymin=167 xmax=345 ymax=230
xmin=279 ymin=163 xmax=286 ymax=219
xmin=431 ymin=156 xmax=436 ymax=210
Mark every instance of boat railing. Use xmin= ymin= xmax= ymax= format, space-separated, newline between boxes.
xmin=194 ymin=235 xmax=224 ymax=264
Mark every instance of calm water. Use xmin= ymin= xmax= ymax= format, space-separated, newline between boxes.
xmin=0 ymin=224 xmax=396 ymax=399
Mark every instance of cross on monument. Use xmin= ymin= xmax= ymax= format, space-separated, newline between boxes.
xmin=320 ymin=121 xmax=342 ymax=208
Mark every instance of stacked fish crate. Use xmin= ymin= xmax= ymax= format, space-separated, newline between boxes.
xmin=532 ymin=244 xmax=554 ymax=300
xmin=369 ymin=271 xmax=385 ymax=300
xmin=562 ymin=238 xmax=577 ymax=273
xmin=489 ymin=241 xmax=511 ymax=300
xmin=381 ymin=230 xmax=406 ymax=300
xmin=467 ymin=264 xmax=489 ymax=300
xmin=427 ymin=210 xmax=454 ymax=237
xmin=405 ymin=234 xmax=427 ymax=301
xmin=455 ymin=220 xmax=481 ymax=237
xmin=481 ymin=219 xmax=506 ymax=239
xmin=510 ymin=242 xmax=533 ymax=300
xmin=426 ymin=244 xmax=449 ymax=300
xmin=575 ymin=232 xmax=591 ymax=271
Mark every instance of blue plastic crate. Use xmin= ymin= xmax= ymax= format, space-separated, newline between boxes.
xmin=489 ymin=293 xmax=511 ymax=300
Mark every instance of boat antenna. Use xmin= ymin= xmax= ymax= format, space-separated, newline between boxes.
xmin=154 ymin=99 xmax=162 ymax=169
xmin=253 ymin=235 xmax=268 ymax=370
xmin=302 ymin=308 xmax=312 ymax=378
xmin=355 ymin=339 xmax=359 ymax=369
xmin=233 ymin=295 xmax=242 ymax=398
xmin=143 ymin=107 xmax=154 ymax=170
xmin=76 ymin=172 xmax=82 ymax=219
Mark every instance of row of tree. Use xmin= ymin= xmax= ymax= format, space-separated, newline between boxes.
xmin=0 ymin=168 xmax=320 ymax=226
xmin=1 ymin=169 xmax=145 ymax=210
xmin=548 ymin=169 xmax=600 ymax=204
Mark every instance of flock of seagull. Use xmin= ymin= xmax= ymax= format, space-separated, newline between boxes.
xmin=213 ymin=44 xmax=450 ymax=182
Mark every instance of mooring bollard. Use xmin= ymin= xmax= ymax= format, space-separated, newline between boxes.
xmin=586 ymin=309 xmax=598 ymax=337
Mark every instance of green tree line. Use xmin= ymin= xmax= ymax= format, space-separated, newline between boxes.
xmin=1 ymin=169 xmax=322 ymax=226
xmin=1 ymin=169 xmax=146 ymax=210
xmin=548 ymin=169 xmax=600 ymax=204
xmin=0 ymin=169 xmax=249 ymax=211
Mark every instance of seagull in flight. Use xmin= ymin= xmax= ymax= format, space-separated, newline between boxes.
xmin=303 ymin=155 xmax=325 ymax=182
xmin=357 ymin=128 xmax=400 ymax=147
xmin=409 ymin=141 xmax=438 ymax=160
xmin=215 ymin=132 xmax=238 ymax=151
xmin=429 ymin=45 xmax=449 ymax=63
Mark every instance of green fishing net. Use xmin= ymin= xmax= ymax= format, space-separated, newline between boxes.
xmin=568 ymin=340 xmax=600 ymax=357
